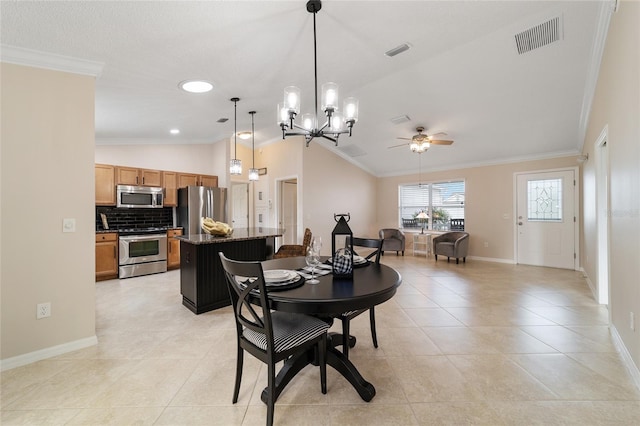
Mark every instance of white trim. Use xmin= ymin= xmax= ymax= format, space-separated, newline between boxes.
xmin=611 ymin=325 xmax=640 ymax=392
xmin=0 ymin=335 xmax=98 ymax=372
xmin=0 ymin=44 xmax=104 ymax=77
xmin=577 ymin=1 xmax=613 ymax=151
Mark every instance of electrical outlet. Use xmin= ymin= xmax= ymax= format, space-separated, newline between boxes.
xmin=484 ymin=242 xmax=489 ymax=248
xmin=631 ymin=312 xmax=635 ymax=331
xmin=37 ymin=302 xmax=51 ymax=319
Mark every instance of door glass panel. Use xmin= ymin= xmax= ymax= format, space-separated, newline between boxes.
xmin=129 ymin=240 xmax=159 ymax=257
xmin=527 ymin=178 xmax=562 ymax=221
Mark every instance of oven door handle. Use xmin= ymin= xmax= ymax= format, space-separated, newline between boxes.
xmin=120 ymin=234 xmax=167 ymax=242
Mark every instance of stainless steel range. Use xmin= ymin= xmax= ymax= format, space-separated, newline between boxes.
xmin=118 ymin=228 xmax=167 ymax=278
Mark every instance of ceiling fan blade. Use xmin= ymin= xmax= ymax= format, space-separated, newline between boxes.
xmin=396 ymin=137 xmax=412 ymax=141
xmin=387 ymin=143 xmax=408 ymax=149
xmin=428 ymin=132 xmax=448 ymax=138
xmin=429 ymin=139 xmax=454 ymax=145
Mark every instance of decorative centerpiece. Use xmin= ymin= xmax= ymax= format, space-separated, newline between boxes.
xmin=201 ymin=217 xmax=233 ymax=236
xmin=331 ymin=213 xmax=354 ymax=278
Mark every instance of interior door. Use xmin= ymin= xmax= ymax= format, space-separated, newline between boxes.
xmin=279 ymin=179 xmax=298 ymax=245
xmin=516 ymin=170 xmax=576 ymax=269
xmin=231 ymin=183 xmax=249 ymax=229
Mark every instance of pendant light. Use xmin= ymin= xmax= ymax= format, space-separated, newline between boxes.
xmin=248 ymin=111 xmax=259 ymax=181
xmin=229 ymin=97 xmax=242 ymax=176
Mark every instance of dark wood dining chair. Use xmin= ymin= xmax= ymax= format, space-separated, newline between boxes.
xmin=338 ymin=237 xmax=382 ymax=358
xmin=219 ymin=253 xmax=330 ymax=426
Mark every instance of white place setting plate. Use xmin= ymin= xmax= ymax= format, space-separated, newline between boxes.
xmin=263 ymin=269 xmax=298 ymax=284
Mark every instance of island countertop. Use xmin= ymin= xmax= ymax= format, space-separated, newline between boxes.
xmin=176 ymin=227 xmax=285 ymax=245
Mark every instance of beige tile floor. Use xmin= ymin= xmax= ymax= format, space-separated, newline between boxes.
xmin=3 ymin=256 xmax=640 ymax=425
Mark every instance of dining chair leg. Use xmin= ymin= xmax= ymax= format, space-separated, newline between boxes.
xmin=341 ymin=317 xmax=350 ymax=359
xmin=319 ymin=335 xmax=327 ymax=394
xmin=369 ymin=308 xmax=378 ymax=348
xmin=267 ymin=362 xmax=276 ymax=426
xmin=233 ymin=346 xmax=243 ymax=403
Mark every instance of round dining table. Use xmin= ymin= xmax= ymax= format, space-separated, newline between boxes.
xmin=259 ymin=256 xmax=402 ymax=403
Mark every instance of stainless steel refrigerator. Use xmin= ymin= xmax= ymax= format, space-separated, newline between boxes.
xmin=177 ymin=186 xmax=228 ymax=236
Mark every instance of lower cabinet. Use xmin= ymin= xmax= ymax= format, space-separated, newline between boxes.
xmin=96 ymin=233 xmax=118 ymax=281
xmin=167 ymin=229 xmax=183 ymax=269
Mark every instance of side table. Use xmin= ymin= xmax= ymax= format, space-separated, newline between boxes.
xmin=412 ymin=233 xmax=432 ymax=257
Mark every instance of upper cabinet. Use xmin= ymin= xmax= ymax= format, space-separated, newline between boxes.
xmin=163 ymin=171 xmax=178 ymax=207
xmin=95 ymin=164 xmax=116 ymax=205
xmin=178 ymin=173 xmax=218 ymax=188
xmin=115 ymin=166 xmax=162 ymax=187
xmin=95 ymin=164 xmax=218 ymax=206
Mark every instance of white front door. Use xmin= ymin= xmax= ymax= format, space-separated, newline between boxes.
xmin=516 ymin=170 xmax=576 ymax=269
xmin=231 ymin=183 xmax=249 ymax=229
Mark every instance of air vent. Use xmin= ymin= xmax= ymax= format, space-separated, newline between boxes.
xmin=338 ymin=144 xmax=367 ymax=158
xmin=390 ymin=115 xmax=411 ymax=125
xmin=385 ymin=43 xmax=412 ymax=57
xmin=217 ymin=118 xmax=228 ymax=123
xmin=514 ymin=16 xmax=562 ymax=54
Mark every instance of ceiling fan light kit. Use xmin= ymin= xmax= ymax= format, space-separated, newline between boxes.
xmin=277 ymin=0 xmax=359 ymax=147
xmin=390 ymin=126 xmax=454 ymax=153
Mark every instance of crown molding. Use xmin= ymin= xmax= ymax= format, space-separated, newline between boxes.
xmin=0 ymin=44 xmax=104 ymax=77
xmin=577 ymin=0 xmax=614 ymax=151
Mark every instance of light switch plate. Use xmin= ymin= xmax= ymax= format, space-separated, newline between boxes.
xmin=62 ymin=218 xmax=76 ymax=233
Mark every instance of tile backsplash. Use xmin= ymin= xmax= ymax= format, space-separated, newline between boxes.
xmin=96 ymin=207 xmax=173 ymax=231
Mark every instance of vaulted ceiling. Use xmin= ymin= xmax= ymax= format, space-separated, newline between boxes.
xmin=1 ymin=1 xmax=606 ymax=176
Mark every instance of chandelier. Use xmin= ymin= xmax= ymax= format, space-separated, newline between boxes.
xmin=229 ymin=97 xmax=242 ymax=176
xmin=277 ymin=0 xmax=359 ymax=146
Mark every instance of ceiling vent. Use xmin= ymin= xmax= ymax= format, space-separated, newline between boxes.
xmin=514 ymin=16 xmax=562 ymax=54
xmin=385 ymin=43 xmax=412 ymax=57
xmin=217 ymin=118 xmax=228 ymax=123
xmin=390 ymin=115 xmax=411 ymax=125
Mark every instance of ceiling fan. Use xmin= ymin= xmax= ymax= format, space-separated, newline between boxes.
xmin=388 ymin=126 xmax=454 ymax=153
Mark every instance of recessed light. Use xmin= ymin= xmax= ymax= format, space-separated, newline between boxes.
xmin=170 ymin=128 xmax=180 ymax=135
xmin=237 ymin=131 xmax=252 ymax=140
xmin=179 ymin=80 xmax=213 ymax=93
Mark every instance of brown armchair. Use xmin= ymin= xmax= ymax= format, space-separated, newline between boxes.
xmin=273 ymin=228 xmax=312 ymax=259
xmin=433 ymin=231 xmax=469 ymax=264
xmin=379 ymin=228 xmax=405 ymax=256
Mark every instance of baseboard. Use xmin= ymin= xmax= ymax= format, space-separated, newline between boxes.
xmin=581 ymin=268 xmax=598 ymax=302
xmin=610 ymin=325 xmax=640 ymax=392
xmin=0 ymin=335 xmax=98 ymax=372
xmin=467 ymin=256 xmax=515 ymax=264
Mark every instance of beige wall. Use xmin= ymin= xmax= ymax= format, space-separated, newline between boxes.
xmin=582 ymin=1 xmax=640 ymax=366
xmin=302 ymin=143 xmax=378 ymax=255
xmin=377 ymin=156 xmax=579 ymax=261
xmin=1 ymin=63 xmax=96 ymax=362
xmin=95 ymin=141 xmax=228 ymax=187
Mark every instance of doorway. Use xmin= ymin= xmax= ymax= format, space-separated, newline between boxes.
xmin=595 ymin=127 xmax=610 ymax=305
xmin=277 ymin=178 xmax=298 ymax=245
xmin=230 ymin=182 xmax=249 ymax=229
xmin=515 ymin=169 xmax=577 ymax=269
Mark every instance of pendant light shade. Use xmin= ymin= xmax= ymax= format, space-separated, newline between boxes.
xmin=230 ymin=97 xmax=242 ymax=176
xmin=248 ymin=111 xmax=259 ymax=181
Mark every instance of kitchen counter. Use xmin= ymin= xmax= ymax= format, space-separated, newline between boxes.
xmin=177 ymin=227 xmax=284 ymax=314
xmin=175 ymin=227 xmax=284 ymax=245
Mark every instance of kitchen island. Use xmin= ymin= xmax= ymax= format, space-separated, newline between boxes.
xmin=176 ymin=227 xmax=284 ymax=314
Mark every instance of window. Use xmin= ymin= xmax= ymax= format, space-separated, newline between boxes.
xmin=399 ymin=180 xmax=465 ymax=230
xmin=527 ymin=178 xmax=562 ymax=221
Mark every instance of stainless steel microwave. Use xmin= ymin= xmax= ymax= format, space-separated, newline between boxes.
xmin=116 ymin=185 xmax=164 ymax=208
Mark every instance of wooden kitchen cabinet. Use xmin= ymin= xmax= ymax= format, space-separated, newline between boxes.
xmin=96 ymin=233 xmax=118 ymax=280
xmin=163 ymin=171 xmax=178 ymax=207
xmin=115 ymin=166 xmax=162 ymax=187
xmin=95 ymin=164 xmax=116 ymax=205
xmin=167 ymin=229 xmax=183 ymax=269
xmin=178 ymin=173 xmax=218 ymax=188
